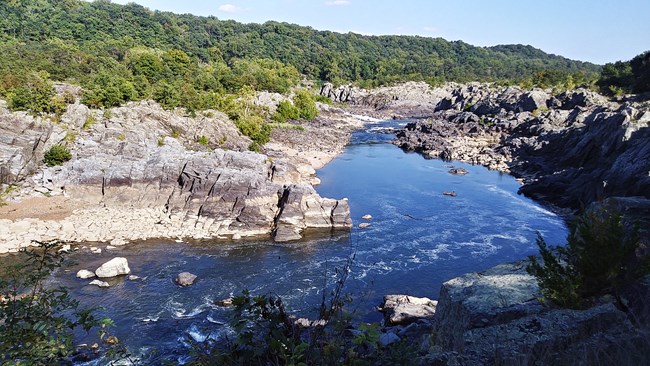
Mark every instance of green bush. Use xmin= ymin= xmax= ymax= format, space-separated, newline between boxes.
xmin=0 ymin=241 xmax=103 ymax=364
xmin=527 ymin=208 xmax=643 ymax=309
xmin=43 ymin=144 xmax=72 ymax=167
xmin=271 ymin=100 xmax=300 ymax=123
xmin=196 ymin=135 xmax=209 ymax=146
xmin=234 ymin=115 xmax=272 ymax=152
xmin=293 ymin=90 xmax=319 ymax=120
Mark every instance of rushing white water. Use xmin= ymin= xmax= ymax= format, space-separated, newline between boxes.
xmin=54 ymin=119 xmax=568 ymax=363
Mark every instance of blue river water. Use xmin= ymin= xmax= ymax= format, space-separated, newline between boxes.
xmin=53 ymin=119 xmax=568 ymax=363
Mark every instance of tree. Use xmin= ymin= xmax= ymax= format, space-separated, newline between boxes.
xmin=630 ymin=50 xmax=650 ymax=93
xmin=8 ymin=72 xmax=58 ymax=115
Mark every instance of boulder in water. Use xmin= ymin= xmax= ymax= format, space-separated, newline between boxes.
xmin=95 ymin=257 xmax=131 ymax=278
xmin=176 ymin=272 xmax=197 ymax=287
xmin=76 ymin=269 xmax=96 ymax=279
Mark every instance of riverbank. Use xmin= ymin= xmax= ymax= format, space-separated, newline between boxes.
xmin=319 ymin=82 xmax=650 ymax=365
xmin=0 ymin=97 xmax=369 ymax=253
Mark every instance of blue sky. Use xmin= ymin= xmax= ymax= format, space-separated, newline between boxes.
xmin=109 ymin=0 xmax=649 ymax=65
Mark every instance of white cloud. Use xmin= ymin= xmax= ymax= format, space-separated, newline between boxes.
xmin=218 ymin=4 xmax=242 ymax=13
xmin=423 ymin=26 xmax=437 ymax=32
xmin=325 ymin=0 xmax=351 ymax=6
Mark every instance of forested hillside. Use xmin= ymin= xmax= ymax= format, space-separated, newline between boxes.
xmin=1 ymin=0 xmax=599 ymax=89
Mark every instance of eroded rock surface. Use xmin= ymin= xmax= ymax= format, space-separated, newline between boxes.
xmin=0 ymin=98 xmax=354 ymax=252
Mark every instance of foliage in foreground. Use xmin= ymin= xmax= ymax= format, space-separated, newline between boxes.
xmin=0 ymin=240 xmax=103 ymax=364
xmin=186 ymin=255 xmax=420 ymax=365
xmin=527 ymin=208 xmax=644 ymax=309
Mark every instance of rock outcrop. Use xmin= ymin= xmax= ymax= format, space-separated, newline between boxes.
xmin=0 ymin=98 xmax=354 ymax=252
xmin=427 ymin=259 xmax=650 ymax=365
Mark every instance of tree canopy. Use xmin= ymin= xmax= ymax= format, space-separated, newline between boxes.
xmin=0 ymin=0 xmax=600 ymax=91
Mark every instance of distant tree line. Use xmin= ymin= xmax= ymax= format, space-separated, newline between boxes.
xmin=597 ymin=50 xmax=650 ymax=96
xmin=0 ymin=0 xmax=600 ymax=92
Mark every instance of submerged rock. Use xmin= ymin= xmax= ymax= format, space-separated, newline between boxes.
xmin=95 ymin=257 xmax=131 ymax=278
xmin=215 ymin=297 xmax=234 ymax=307
xmin=448 ymin=168 xmax=468 ymax=176
xmin=89 ymin=279 xmax=109 ymax=288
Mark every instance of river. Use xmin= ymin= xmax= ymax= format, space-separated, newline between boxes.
xmin=52 ymin=119 xmax=568 ymax=363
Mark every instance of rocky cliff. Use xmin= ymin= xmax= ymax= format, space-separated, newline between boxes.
xmin=0 ymin=99 xmax=356 ymax=253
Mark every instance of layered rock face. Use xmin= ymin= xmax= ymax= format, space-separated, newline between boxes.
xmin=0 ymin=100 xmax=352 ymax=252
xmin=354 ymin=84 xmax=649 ymax=210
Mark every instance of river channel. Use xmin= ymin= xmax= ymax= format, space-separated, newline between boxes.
xmin=53 ymin=119 xmax=568 ymax=363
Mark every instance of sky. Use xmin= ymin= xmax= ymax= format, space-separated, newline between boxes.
xmin=108 ymin=0 xmax=650 ymax=65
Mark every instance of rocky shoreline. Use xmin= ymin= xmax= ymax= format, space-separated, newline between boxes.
xmin=0 ymin=97 xmax=369 ymax=253
xmin=321 ymin=81 xmax=650 ymax=210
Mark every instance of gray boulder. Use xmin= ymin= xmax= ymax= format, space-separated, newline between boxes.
xmin=430 ymin=260 xmax=650 ymax=365
xmin=517 ymin=90 xmax=550 ymax=112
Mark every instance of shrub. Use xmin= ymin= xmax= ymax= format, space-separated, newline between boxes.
xmin=83 ymin=113 xmax=96 ymax=129
xmin=0 ymin=240 xmax=103 ymax=364
xmin=234 ymin=115 xmax=271 ymax=152
xmin=527 ymin=208 xmax=643 ymax=309
xmin=43 ymin=144 xmax=72 ymax=167
xmin=293 ymin=90 xmax=319 ymax=120
xmin=196 ymin=135 xmax=209 ymax=146
xmin=271 ymin=100 xmax=300 ymax=123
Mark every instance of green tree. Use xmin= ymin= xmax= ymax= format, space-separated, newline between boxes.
xmin=8 ymin=72 xmax=58 ymax=115
xmin=153 ymin=80 xmax=181 ymax=109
